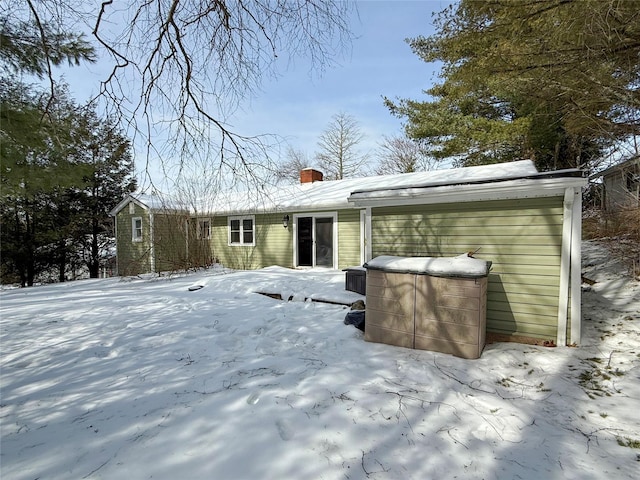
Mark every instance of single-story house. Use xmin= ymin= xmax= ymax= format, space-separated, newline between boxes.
xmin=110 ymin=160 xmax=586 ymax=346
xmin=590 ymin=157 xmax=640 ymax=212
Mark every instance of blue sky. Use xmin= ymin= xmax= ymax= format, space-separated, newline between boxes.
xmin=232 ymin=1 xmax=448 ymax=156
xmin=56 ymin=1 xmax=450 ymax=183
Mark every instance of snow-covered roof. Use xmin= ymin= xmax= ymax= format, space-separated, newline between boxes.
xmin=207 ymin=160 xmax=543 ymax=214
xmin=112 ymin=160 xmax=585 ymax=216
xmin=589 ymin=156 xmax=639 ymax=180
xmin=109 ymin=192 xmax=191 ymax=216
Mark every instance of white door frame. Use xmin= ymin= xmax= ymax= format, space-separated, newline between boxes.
xmin=292 ymin=212 xmax=338 ymax=268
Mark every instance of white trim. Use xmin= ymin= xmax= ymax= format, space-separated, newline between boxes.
xmin=110 ymin=195 xmax=148 ymax=217
xmin=365 ymin=207 xmax=372 ymax=263
xmin=348 ymin=177 xmax=586 ymax=208
xmin=556 ymin=189 xmax=573 ymax=346
xmin=359 ymin=210 xmax=366 ymax=265
xmin=131 ymin=217 xmax=143 ymax=242
xmin=228 ymin=215 xmax=256 ymax=246
xmin=570 ymin=188 xmax=582 ymax=345
xmin=556 ymin=186 xmax=583 ymax=346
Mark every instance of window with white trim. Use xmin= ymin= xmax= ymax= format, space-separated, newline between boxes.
xmin=198 ymin=218 xmax=211 ymax=239
xmin=228 ymin=215 xmax=255 ymax=246
xmin=132 ymin=217 xmax=143 ymax=242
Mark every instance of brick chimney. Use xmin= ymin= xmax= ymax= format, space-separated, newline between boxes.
xmin=300 ymin=168 xmax=323 ymax=184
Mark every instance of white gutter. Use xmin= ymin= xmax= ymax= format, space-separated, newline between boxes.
xmin=557 ymin=187 xmax=582 ymax=346
xmin=348 ymin=177 xmax=586 ymax=208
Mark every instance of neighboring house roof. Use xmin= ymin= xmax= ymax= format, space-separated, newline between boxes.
xmin=589 ymin=156 xmax=640 ymax=180
xmin=110 ymin=160 xmax=587 ymax=217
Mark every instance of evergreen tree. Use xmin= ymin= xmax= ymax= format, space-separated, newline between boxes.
xmin=386 ymin=0 xmax=640 ymax=171
xmin=71 ymin=108 xmax=136 ymax=278
xmin=0 ymin=81 xmax=90 ymax=285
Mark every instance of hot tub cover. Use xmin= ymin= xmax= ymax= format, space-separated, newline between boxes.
xmin=364 ymin=254 xmax=491 ymax=278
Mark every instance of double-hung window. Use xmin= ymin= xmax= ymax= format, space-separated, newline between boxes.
xmin=132 ymin=217 xmax=143 ymax=242
xmin=228 ymin=215 xmax=255 ymax=246
xmin=198 ymin=219 xmax=211 ymax=239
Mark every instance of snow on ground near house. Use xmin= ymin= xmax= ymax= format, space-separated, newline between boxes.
xmin=1 ymin=241 xmax=639 ymax=480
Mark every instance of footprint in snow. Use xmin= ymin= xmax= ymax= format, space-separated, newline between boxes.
xmin=275 ymin=419 xmax=294 ymax=441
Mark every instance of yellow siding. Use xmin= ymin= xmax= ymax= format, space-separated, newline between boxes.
xmin=153 ymin=213 xmax=193 ymax=272
xmin=209 ymin=210 xmax=362 ymax=270
xmin=114 ymin=202 xmax=152 ymax=276
xmin=338 ymin=209 xmax=361 ymax=268
xmin=371 ymin=197 xmax=564 ymax=341
xmin=210 ymin=213 xmax=293 ymax=270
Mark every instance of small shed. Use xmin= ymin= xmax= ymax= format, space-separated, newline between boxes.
xmin=591 ymin=157 xmax=640 ymax=212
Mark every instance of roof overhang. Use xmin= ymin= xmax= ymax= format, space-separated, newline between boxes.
xmin=347 ymin=175 xmax=587 ymax=208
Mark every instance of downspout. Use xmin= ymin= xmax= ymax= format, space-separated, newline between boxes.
xmin=557 ymin=187 xmax=582 ymax=346
xmin=570 ymin=188 xmax=582 ymax=345
xmin=149 ymin=212 xmax=156 ymax=273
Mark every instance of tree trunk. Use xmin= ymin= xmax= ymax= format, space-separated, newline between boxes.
xmin=25 ymin=206 xmax=35 ymax=287
xmin=58 ymin=239 xmax=67 ymax=282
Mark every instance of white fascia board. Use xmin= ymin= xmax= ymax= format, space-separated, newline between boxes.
xmin=109 ymin=195 xmax=149 ymax=217
xmin=347 ymin=177 xmax=587 ymax=208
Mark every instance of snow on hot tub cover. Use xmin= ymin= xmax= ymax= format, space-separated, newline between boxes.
xmin=364 ymin=254 xmax=491 ymax=278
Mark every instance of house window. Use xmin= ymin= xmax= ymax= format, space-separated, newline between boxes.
xmin=129 ymin=202 xmax=135 ymax=214
xmin=198 ymin=219 xmax=211 ymax=239
xmin=132 ymin=217 xmax=143 ymax=242
xmin=229 ymin=215 xmax=255 ymax=246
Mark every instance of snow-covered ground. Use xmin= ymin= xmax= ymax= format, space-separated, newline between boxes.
xmin=1 ymin=241 xmax=638 ymax=479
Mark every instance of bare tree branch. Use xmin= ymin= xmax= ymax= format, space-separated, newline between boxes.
xmin=88 ymin=0 xmax=353 ymax=187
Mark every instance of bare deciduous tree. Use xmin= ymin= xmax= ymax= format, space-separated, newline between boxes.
xmin=375 ymin=135 xmax=438 ymax=175
xmin=275 ymin=146 xmax=313 ymax=184
xmin=3 ymin=0 xmax=354 ymax=185
xmin=315 ymin=112 xmax=369 ymax=180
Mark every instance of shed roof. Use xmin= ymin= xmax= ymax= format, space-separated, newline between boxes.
xmin=589 ymin=156 xmax=639 ymax=180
